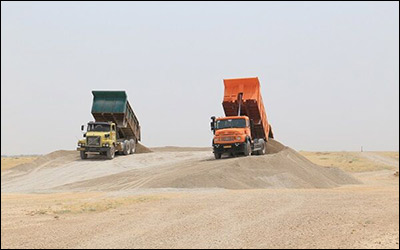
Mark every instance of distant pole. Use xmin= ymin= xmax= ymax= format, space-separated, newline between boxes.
xmin=361 ymin=146 xmax=363 ymax=152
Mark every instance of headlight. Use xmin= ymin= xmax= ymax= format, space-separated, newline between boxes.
xmin=236 ymin=136 xmax=241 ymax=140
xmin=105 ymin=143 xmax=109 ymax=147
xmin=78 ymin=143 xmax=81 ymax=146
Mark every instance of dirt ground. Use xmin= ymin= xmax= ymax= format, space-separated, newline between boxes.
xmin=1 ymin=141 xmax=399 ymax=249
xmin=300 ymin=151 xmax=399 ymax=172
xmin=1 ymin=157 xmax=37 ymax=171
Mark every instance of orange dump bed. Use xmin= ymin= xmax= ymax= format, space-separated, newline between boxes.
xmin=222 ymin=77 xmax=272 ymax=140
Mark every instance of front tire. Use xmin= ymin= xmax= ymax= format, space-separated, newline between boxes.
xmin=80 ymin=151 xmax=87 ymax=159
xmin=214 ymin=152 xmax=221 ymax=159
xmin=107 ymin=146 xmax=115 ymax=160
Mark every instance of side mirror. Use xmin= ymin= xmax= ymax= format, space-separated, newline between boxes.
xmin=210 ymin=116 xmax=216 ymax=134
xmin=81 ymin=125 xmax=84 ymax=131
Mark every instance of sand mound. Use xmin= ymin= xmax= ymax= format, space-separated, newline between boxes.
xmin=265 ymin=139 xmax=287 ymax=154
xmin=5 ymin=143 xmax=152 ymax=173
xmin=2 ymin=140 xmax=360 ymax=193
xmin=136 ymin=143 xmax=152 ymax=153
xmin=56 ymin=141 xmax=359 ymax=192
xmin=6 ymin=150 xmax=79 ymax=173
xmin=135 ymin=148 xmax=359 ymax=190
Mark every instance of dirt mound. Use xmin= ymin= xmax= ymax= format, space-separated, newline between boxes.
xmin=57 ymin=141 xmax=360 ymax=192
xmin=136 ymin=143 xmax=152 ymax=153
xmin=2 ymin=140 xmax=360 ymax=193
xmin=135 ymin=148 xmax=359 ymax=190
xmin=265 ymin=139 xmax=287 ymax=154
xmin=6 ymin=150 xmax=79 ymax=173
xmin=3 ymin=143 xmax=151 ymax=174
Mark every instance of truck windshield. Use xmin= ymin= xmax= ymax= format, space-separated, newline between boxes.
xmin=216 ymin=119 xmax=246 ymax=129
xmin=87 ymin=124 xmax=110 ymax=132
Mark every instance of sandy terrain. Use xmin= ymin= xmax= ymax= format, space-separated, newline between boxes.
xmin=299 ymin=151 xmax=398 ymax=172
xmin=1 ymin=156 xmax=37 ymax=172
xmin=1 ymin=140 xmax=399 ymax=249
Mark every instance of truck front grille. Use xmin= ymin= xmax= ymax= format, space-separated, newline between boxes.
xmin=221 ymin=136 xmax=235 ymax=141
xmin=87 ymin=136 xmax=100 ymax=146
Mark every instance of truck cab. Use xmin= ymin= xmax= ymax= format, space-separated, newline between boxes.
xmin=211 ymin=116 xmax=252 ymax=159
xmin=77 ymin=121 xmax=119 ymax=159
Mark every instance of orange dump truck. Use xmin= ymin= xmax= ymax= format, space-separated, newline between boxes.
xmin=210 ymin=77 xmax=274 ymax=159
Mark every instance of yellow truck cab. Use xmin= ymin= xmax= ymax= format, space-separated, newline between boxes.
xmin=77 ymin=121 xmax=121 ymax=159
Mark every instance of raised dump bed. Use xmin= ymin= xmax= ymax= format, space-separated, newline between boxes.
xmin=222 ymin=77 xmax=273 ymax=139
xmin=91 ymin=91 xmax=141 ymax=141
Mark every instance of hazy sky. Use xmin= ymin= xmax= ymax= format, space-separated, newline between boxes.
xmin=1 ymin=2 xmax=399 ymax=155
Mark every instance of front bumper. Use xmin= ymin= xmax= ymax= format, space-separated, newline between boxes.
xmin=77 ymin=146 xmax=109 ymax=153
xmin=213 ymin=142 xmax=246 ymax=154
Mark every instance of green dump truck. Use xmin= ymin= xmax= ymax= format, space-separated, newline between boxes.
xmin=77 ymin=91 xmax=141 ymax=160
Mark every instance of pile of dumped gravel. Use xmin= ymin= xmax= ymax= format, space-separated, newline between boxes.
xmin=136 ymin=140 xmax=360 ymax=189
xmin=135 ymin=143 xmax=153 ymax=153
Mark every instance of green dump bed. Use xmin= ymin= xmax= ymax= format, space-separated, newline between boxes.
xmin=91 ymin=91 xmax=141 ymax=141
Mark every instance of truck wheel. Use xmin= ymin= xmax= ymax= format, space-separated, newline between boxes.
xmin=123 ymin=140 xmax=130 ymax=155
xmin=107 ymin=146 xmax=115 ymax=159
xmin=129 ymin=139 xmax=136 ymax=154
xmin=80 ymin=151 xmax=87 ymax=159
xmin=244 ymin=140 xmax=251 ymax=156
xmin=214 ymin=152 xmax=221 ymax=159
xmin=258 ymin=143 xmax=266 ymax=155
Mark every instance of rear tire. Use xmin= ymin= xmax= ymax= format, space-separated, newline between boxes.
xmin=123 ymin=140 xmax=130 ymax=155
xmin=129 ymin=139 xmax=136 ymax=154
xmin=258 ymin=142 xmax=266 ymax=155
xmin=244 ymin=140 xmax=251 ymax=156
xmin=80 ymin=151 xmax=87 ymax=159
xmin=107 ymin=146 xmax=115 ymax=160
xmin=214 ymin=152 xmax=221 ymax=159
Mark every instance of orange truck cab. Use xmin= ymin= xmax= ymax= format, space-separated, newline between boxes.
xmin=210 ymin=77 xmax=274 ymax=159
